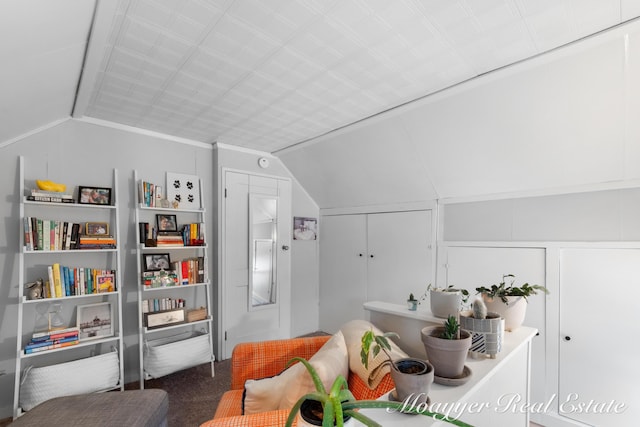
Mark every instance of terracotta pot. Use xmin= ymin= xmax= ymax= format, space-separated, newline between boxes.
xmin=390 ymin=358 xmax=434 ymax=404
xmin=482 ymin=295 xmax=527 ymax=331
xmin=429 ymin=290 xmax=462 ymax=318
xmin=420 ymin=326 xmax=471 ymax=378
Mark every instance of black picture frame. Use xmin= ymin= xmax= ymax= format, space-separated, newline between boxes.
xmin=144 ymin=253 xmax=171 ymax=271
xmin=78 ymin=186 xmax=112 ymax=205
xmin=156 ymin=214 xmax=178 ymax=232
xmin=144 ymin=308 xmax=186 ymax=329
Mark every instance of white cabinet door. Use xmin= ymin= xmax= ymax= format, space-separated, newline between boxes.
xmin=559 ymin=248 xmax=640 ymax=426
xmin=444 ymin=246 xmax=547 ymax=411
xmin=319 ymin=214 xmax=367 ymax=333
xmin=367 ymin=210 xmax=432 ymax=304
xmin=319 ymin=210 xmax=433 ymax=333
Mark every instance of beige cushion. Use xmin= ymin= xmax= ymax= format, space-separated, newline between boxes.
xmin=243 ymin=331 xmax=349 ymax=415
xmin=340 ymin=319 xmax=408 ymax=389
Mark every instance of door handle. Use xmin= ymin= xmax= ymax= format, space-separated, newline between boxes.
xmin=282 ymin=245 xmax=289 ymax=251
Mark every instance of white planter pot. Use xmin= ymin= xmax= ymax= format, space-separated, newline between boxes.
xmin=429 ymin=290 xmax=461 ymax=318
xmin=482 ymin=295 xmax=527 ymax=331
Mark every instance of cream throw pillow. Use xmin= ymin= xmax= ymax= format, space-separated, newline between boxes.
xmin=243 ymin=331 xmax=349 ymax=415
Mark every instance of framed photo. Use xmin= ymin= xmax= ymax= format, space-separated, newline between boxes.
xmin=96 ymin=273 xmax=116 ymax=293
xmin=85 ymin=222 xmax=109 ymax=236
xmin=166 ymin=172 xmax=201 ymax=210
xmin=77 ymin=302 xmax=113 ymax=341
xmin=144 ymin=308 xmax=186 ymax=329
xmin=293 ymin=217 xmax=318 ymax=240
xmin=144 ymin=253 xmax=171 ymax=271
xmin=156 ymin=214 xmax=178 ymax=232
xmin=78 ymin=186 xmax=112 ymax=205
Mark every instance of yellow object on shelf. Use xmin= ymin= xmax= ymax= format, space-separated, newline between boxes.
xmin=35 ymin=180 xmax=66 ymax=193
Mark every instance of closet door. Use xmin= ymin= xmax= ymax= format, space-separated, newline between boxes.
xmin=559 ymin=248 xmax=639 ymax=426
xmin=319 ymin=215 xmax=367 ymax=333
xmin=367 ymin=210 xmax=432 ymax=304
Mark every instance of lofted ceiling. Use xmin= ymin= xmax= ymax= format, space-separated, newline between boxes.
xmin=2 ymin=0 xmax=640 ymax=153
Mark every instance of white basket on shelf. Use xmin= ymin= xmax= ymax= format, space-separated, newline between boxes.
xmin=19 ymin=349 xmax=120 ymax=411
xmin=143 ymin=330 xmax=212 ymax=379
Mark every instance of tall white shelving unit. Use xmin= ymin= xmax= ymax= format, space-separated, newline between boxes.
xmin=13 ymin=156 xmax=124 ymax=419
xmin=134 ymin=170 xmax=214 ymax=388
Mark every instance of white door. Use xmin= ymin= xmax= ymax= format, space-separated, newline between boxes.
xmin=367 ymin=210 xmax=433 ymax=304
xmin=222 ymin=171 xmax=291 ymax=359
xmin=559 ymin=248 xmax=639 ymax=426
xmin=319 ymin=214 xmax=368 ymax=333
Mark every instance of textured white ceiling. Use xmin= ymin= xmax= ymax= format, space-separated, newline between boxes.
xmin=2 ymin=0 xmax=640 ymax=152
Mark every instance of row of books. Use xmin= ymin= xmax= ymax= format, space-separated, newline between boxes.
xmin=142 ymin=298 xmax=186 ymax=313
xmin=26 ymin=189 xmax=75 ymax=204
xmin=24 ymin=327 xmax=80 ymax=354
xmin=43 ymin=264 xmax=116 ymax=298
xmin=139 ymin=180 xmax=162 ymax=207
xmin=23 ymin=217 xmax=116 ymax=251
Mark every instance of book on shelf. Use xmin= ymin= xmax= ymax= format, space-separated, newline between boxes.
xmin=24 ymin=339 xmax=79 ymax=354
xmin=30 ymin=189 xmax=74 ymax=199
xmin=26 ymin=195 xmax=75 ymax=203
xmin=139 ymin=180 xmax=162 ymax=207
xmin=39 ymin=265 xmax=116 ymax=297
xmin=24 ymin=218 xmax=108 ymax=251
xmin=32 ymin=326 xmax=79 ymax=339
xmin=143 ymin=297 xmax=185 ymax=313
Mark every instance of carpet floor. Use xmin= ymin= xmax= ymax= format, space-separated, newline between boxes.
xmin=124 ymin=359 xmax=231 ymax=427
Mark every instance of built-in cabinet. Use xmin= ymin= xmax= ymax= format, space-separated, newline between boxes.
xmin=134 ymin=170 xmax=214 ymax=386
xmin=219 ymin=170 xmax=292 ymax=359
xmin=319 ymin=209 xmax=433 ymax=333
xmin=438 ymin=243 xmax=640 ymax=427
xmin=13 ymin=157 xmax=124 ymax=418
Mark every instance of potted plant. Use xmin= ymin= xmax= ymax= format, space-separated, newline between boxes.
xmin=284 ymin=357 xmax=474 ymax=427
xmin=475 ymin=274 xmax=549 ymax=331
xmin=407 ymin=293 xmax=418 ymax=311
xmin=424 ymin=284 xmax=469 ymax=318
xmin=459 ymin=299 xmax=504 ymax=358
xmin=360 ymin=329 xmax=432 ymax=405
xmin=421 ymin=315 xmax=472 ymax=380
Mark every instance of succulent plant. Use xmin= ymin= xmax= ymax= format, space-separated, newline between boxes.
xmin=441 ymin=315 xmax=461 ymax=340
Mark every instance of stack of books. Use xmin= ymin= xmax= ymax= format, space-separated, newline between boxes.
xmin=78 ymin=235 xmax=117 ymax=249
xmin=156 ymin=232 xmax=184 ymax=247
xmin=27 ymin=189 xmax=75 ymax=204
xmin=24 ymin=327 xmax=80 ymax=354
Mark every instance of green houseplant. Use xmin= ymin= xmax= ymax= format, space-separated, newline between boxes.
xmin=421 ymin=315 xmax=472 ymax=379
xmin=475 ymin=274 xmax=549 ymax=331
xmin=284 ymin=357 xmax=474 ymax=427
xmin=360 ymin=329 xmax=432 ymax=404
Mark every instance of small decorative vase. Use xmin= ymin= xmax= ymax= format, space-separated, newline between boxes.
xmin=407 ymin=299 xmax=418 ymax=311
xmin=421 ymin=326 xmax=471 ymax=379
xmin=390 ymin=358 xmax=434 ymax=404
xmin=482 ymin=295 xmax=527 ymax=331
xmin=429 ymin=290 xmax=461 ymax=318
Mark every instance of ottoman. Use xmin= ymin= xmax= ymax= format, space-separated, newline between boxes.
xmin=12 ymin=389 xmax=168 ymax=427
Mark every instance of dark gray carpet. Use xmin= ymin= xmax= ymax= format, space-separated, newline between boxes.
xmin=125 ymin=359 xmax=231 ymax=427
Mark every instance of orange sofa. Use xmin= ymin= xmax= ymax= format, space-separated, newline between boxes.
xmin=200 ymin=335 xmax=395 ymax=427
